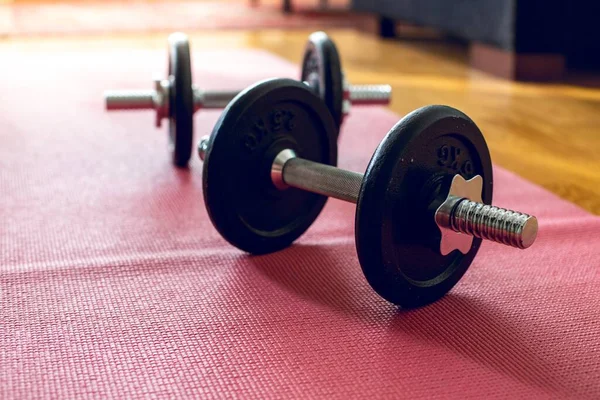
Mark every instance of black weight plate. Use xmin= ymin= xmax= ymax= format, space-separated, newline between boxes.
xmin=203 ymin=78 xmax=338 ymax=254
xmin=167 ymin=33 xmax=194 ymax=167
xmin=355 ymin=105 xmax=493 ymax=307
xmin=300 ymin=31 xmax=344 ymax=134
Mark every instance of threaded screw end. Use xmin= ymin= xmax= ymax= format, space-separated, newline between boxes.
xmin=198 ymin=135 xmax=209 ymax=161
xmin=348 ymin=84 xmax=392 ymax=105
xmin=104 ymin=90 xmax=156 ymax=110
xmin=450 ymin=200 xmax=538 ymax=249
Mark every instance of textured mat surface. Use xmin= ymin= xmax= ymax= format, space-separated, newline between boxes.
xmin=1 ymin=48 xmax=599 ymax=399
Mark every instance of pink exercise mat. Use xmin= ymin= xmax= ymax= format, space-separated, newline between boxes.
xmin=1 ymin=48 xmax=599 ymax=398
xmin=0 ymin=1 xmax=364 ymax=37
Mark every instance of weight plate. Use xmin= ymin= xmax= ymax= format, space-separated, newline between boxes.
xmin=167 ymin=33 xmax=194 ymax=167
xmin=203 ymin=78 xmax=338 ymax=254
xmin=300 ymin=31 xmax=344 ymax=134
xmin=355 ymin=105 xmax=493 ymax=307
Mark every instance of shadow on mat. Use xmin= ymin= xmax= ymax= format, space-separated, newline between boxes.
xmin=390 ymin=294 xmax=578 ymax=396
xmin=246 ymin=243 xmax=393 ymax=319
xmin=246 ymin=243 xmax=582 ymax=395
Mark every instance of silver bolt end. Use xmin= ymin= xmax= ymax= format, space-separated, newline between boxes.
xmin=435 ymin=175 xmax=538 ymax=255
xmin=198 ymin=135 xmax=210 ymax=161
xmin=348 ymin=84 xmax=392 ymax=106
xmin=104 ymin=90 xmax=156 ymax=110
xmin=451 ymin=201 xmax=538 ymax=249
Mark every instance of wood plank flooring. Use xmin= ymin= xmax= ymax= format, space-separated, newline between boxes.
xmin=2 ymin=29 xmax=599 ymax=213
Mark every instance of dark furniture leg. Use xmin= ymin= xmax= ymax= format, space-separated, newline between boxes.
xmin=378 ymin=16 xmax=396 ymax=38
xmin=282 ymin=0 xmax=292 ymax=13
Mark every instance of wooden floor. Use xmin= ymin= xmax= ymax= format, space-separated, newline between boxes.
xmin=3 ymin=29 xmax=600 ymax=214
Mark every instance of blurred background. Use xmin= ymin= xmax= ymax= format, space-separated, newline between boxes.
xmin=1 ymin=0 xmax=599 ymax=213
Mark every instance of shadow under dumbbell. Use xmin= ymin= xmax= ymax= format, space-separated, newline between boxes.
xmin=245 ymin=242 xmax=575 ymax=393
xmin=246 ymin=243 xmax=395 ymax=319
xmin=173 ymin=165 xmax=193 ymax=179
xmin=389 ymin=295 xmax=576 ymax=396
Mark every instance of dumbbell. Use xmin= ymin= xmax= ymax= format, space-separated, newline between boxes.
xmin=104 ymin=31 xmax=392 ymax=167
xmin=198 ymin=78 xmax=538 ymax=308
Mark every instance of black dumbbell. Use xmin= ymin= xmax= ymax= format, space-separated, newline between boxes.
xmin=104 ymin=32 xmax=392 ymax=167
xmin=198 ymin=78 xmax=538 ymax=308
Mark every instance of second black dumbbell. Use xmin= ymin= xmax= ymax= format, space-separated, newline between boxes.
xmin=104 ymin=31 xmax=392 ymax=167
